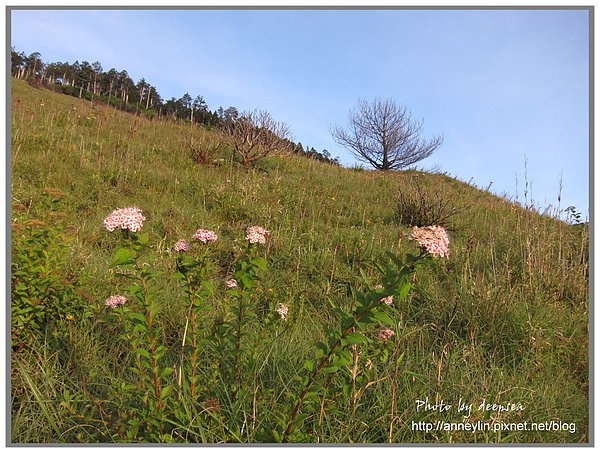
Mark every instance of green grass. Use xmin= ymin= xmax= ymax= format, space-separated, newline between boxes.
xmin=10 ymin=78 xmax=589 ymax=444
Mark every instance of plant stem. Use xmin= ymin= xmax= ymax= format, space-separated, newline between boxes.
xmin=232 ymin=292 xmax=245 ymax=400
xmin=388 ymin=337 xmax=401 ymax=443
xmin=283 ymin=311 xmax=368 ymax=441
xmin=145 ymin=307 xmax=160 ymax=403
xmin=350 ymin=343 xmax=359 ymax=437
xmin=140 ymin=274 xmax=161 ymax=409
xmin=190 ymin=308 xmax=197 ymax=400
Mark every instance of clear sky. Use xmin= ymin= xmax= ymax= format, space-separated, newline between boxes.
xmin=10 ymin=8 xmax=590 ymax=218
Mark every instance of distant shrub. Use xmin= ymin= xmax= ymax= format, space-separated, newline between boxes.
xmin=220 ymin=109 xmax=291 ymax=167
xmin=56 ymin=84 xmax=81 ymax=98
xmin=292 ymin=145 xmax=340 ymax=166
xmin=186 ymin=134 xmax=222 ymax=165
xmin=25 ymin=77 xmax=42 ymax=89
xmin=394 ymin=176 xmax=460 ymax=229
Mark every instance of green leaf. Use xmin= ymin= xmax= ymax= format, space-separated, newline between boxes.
xmin=379 ymin=348 xmax=389 ymax=362
xmin=200 ymin=280 xmax=214 ymax=294
xmin=396 ymin=282 xmax=412 ymax=301
xmin=160 ymin=385 xmax=173 ymax=400
xmin=128 ymin=366 xmax=142 ymax=376
xmin=322 ymin=365 xmax=339 ymax=374
xmin=250 ymin=256 xmax=267 ymax=270
xmin=125 ymin=284 xmax=142 ymax=295
xmin=148 ymin=303 xmax=160 ymax=318
xmin=138 ymin=232 xmax=150 ymax=245
xmin=342 ymin=332 xmax=368 ymax=346
xmin=370 ymin=310 xmax=395 ymax=326
xmin=355 ymin=292 xmax=369 ymax=308
xmin=405 ymin=253 xmax=418 ymax=264
xmin=160 ymin=367 xmax=173 ymax=379
xmin=136 ymin=348 xmax=151 ymax=359
xmin=396 ymin=352 xmax=405 ymax=366
xmin=111 ymin=248 xmax=135 ymax=267
xmin=334 ymin=350 xmax=353 ymax=366
xmin=303 ymin=360 xmax=315 ymax=372
xmin=359 ymin=268 xmax=371 ymax=286
xmin=315 ymin=341 xmax=328 ymax=356
xmin=241 ymin=274 xmax=254 ymax=289
xmin=127 ymin=312 xmax=147 ymax=325
xmin=386 ymin=251 xmax=404 ymax=268
xmin=132 ymin=323 xmax=147 ymax=334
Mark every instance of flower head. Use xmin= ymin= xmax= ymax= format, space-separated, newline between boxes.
xmin=225 ymin=279 xmax=238 ymax=289
xmin=277 ymin=303 xmax=289 ymax=320
xmin=375 ymin=285 xmax=393 ymax=305
xmin=381 ymin=295 xmax=394 ymax=306
xmin=103 ymin=207 xmax=145 ymax=232
xmin=245 ymin=225 xmax=270 ymax=244
xmin=410 ymin=225 xmax=450 ymax=258
xmin=174 ymin=240 xmax=190 ymax=253
xmin=105 ymin=294 xmax=127 ymax=309
xmin=193 ymin=229 xmax=218 ymax=243
xmin=378 ymin=327 xmax=395 ymax=341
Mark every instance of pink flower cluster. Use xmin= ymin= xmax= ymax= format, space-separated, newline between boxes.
xmin=174 ymin=240 xmax=190 ymax=253
xmin=410 ymin=226 xmax=450 ymax=258
xmin=245 ymin=225 xmax=270 ymax=244
xmin=277 ymin=303 xmax=289 ymax=320
xmin=375 ymin=285 xmax=393 ymax=306
xmin=225 ymin=279 xmax=238 ymax=289
xmin=103 ymin=206 xmax=146 ymax=232
xmin=193 ymin=229 xmax=218 ymax=243
xmin=105 ymin=294 xmax=127 ymax=308
xmin=381 ymin=295 xmax=394 ymax=306
xmin=378 ymin=328 xmax=395 ymax=341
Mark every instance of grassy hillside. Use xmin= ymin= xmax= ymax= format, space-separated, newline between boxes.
xmin=10 ymin=79 xmax=589 ymax=444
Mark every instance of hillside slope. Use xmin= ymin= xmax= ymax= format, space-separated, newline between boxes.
xmin=10 ymin=79 xmax=589 ymax=443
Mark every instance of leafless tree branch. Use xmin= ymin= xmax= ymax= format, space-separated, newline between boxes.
xmin=330 ymin=98 xmax=443 ymax=170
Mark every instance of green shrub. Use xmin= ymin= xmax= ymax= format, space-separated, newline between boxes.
xmin=11 ymin=223 xmax=86 ymax=351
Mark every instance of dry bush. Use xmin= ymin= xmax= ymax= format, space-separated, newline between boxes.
xmin=220 ymin=109 xmax=291 ymax=167
xmin=395 ymin=176 xmax=461 ymax=229
xmin=186 ymin=132 xmax=223 ymax=165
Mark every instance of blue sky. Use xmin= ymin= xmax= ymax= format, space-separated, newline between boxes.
xmin=10 ymin=8 xmax=590 ymax=217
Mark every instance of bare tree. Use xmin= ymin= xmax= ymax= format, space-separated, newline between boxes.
xmin=220 ymin=109 xmax=291 ymax=167
xmin=330 ymin=98 xmax=443 ymax=170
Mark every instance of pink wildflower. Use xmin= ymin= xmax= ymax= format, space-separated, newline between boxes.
xmin=410 ymin=225 xmax=450 ymax=258
xmin=375 ymin=285 xmax=393 ymax=305
xmin=103 ymin=206 xmax=145 ymax=232
xmin=105 ymin=295 xmax=127 ymax=309
xmin=277 ymin=303 xmax=289 ymax=320
xmin=381 ymin=295 xmax=394 ymax=306
xmin=378 ymin=328 xmax=395 ymax=341
xmin=245 ymin=225 xmax=270 ymax=244
xmin=193 ymin=229 xmax=218 ymax=243
xmin=225 ymin=279 xmax=238 ymax=289
xmin=174 ymin=240 xmax=190 ymax=253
